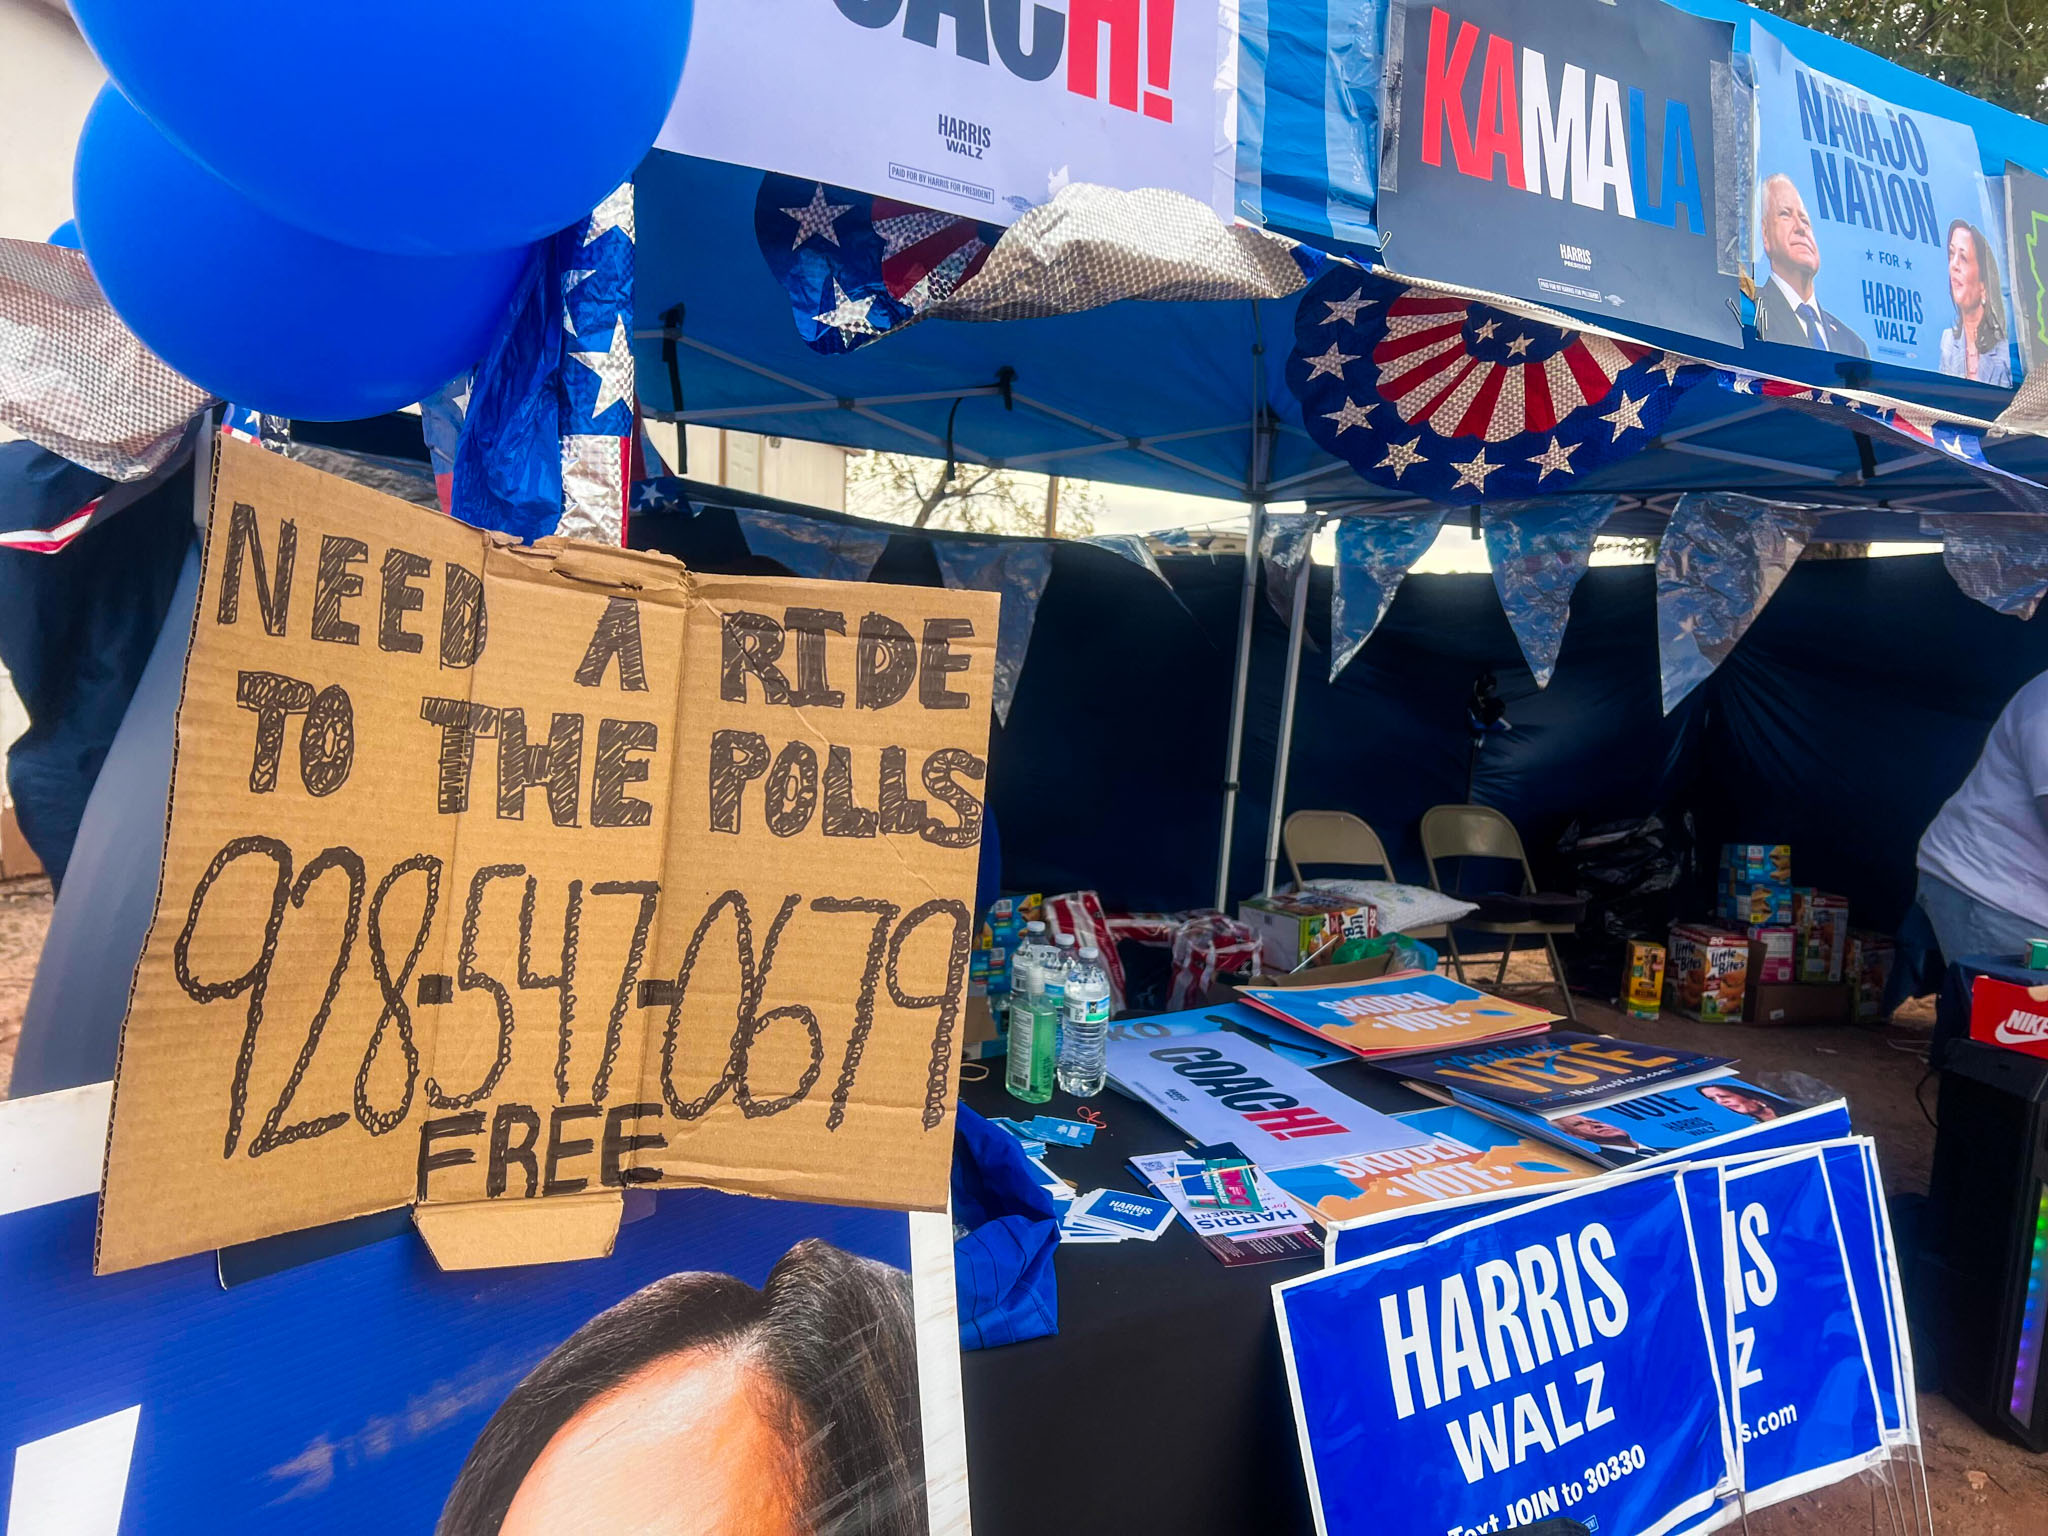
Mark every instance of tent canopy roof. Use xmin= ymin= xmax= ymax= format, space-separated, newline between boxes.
xmin=631 ymin=0 xmax=2048 ymax=517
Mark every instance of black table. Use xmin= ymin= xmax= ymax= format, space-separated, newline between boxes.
xmin=955 ymin=1059 xmax=1430 ymax=1536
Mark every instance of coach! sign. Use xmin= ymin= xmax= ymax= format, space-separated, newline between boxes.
xmin=98 ymin=441 xmax=998 ymax=1273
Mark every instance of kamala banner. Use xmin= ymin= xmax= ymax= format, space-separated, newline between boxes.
xmin=1748 ymin=24 xmax=2016 ymax=383
xmin=660 ymin=0 xmax=1237 ymax=223
xmin=1276 ymin=1170 xmax=1734 ymax=1536
xmin=1719 ymin=1150 xmax=1888 ymax=1508
xmin=1375 ymin=0 xmax=1739 ymax=343
xmin=0 ymin=1084 xmax=968 ymax=1534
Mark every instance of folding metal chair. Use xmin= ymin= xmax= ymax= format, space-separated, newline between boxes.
xmin=1418 ymin=804 xmax=1578 ymax=1020
xmin=1281 ymin=810 xmax=1449 ymax=945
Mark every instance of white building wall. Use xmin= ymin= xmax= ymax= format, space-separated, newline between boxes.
xmin=0 ymin=1 xmax=104 ymax=241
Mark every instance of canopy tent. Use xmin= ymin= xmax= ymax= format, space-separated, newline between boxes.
xmin=626 ymin=0 xmax=2048 ymax=908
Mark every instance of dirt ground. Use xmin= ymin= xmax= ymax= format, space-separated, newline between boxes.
xmin=3 ymin=892 xmax=2044 ymax=1530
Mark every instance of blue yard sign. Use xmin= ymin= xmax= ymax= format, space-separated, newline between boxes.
xmin=1719 ymin=1149 xmax=1887 ymax=1509
xmin=1277 ymin=1170 xmax=1733 ymax=1536
xmin=1748 ymin=23 xmax=2015 ymax=383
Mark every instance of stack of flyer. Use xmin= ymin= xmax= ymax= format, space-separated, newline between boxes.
xmin=1127 ymin=1152 xmax=1323 ymax=1265
xmin=1394 ymin=1031 xmax=1819 ymax=1168
xmin=1236 ymin=971 xmax=1557 ymax=1062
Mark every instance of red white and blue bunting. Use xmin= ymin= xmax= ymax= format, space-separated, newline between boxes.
xmin=1288 ymin=267 xmax=1704 ymax=503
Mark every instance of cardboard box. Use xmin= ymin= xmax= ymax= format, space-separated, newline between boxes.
xmin=1848 ymin=930 xmax=1895 ymax=1023
xmin=1969 ymin=974 xmax=2048 ymax=1058
xmin=1798 ymin=892 xmax=1850 ymax=983
xmin=1232 ymin=949 xmax=1398 ymax=995
xmin=1748 ymin=926 xmax=1797 ymax=985
xmin=1668 ymin=923 xmax=1750 ymax=1023
xmin=0 ymin=801 xmax=41 ymax=879
xmin=96 ymin=442 xmax=1002 ymax=1274
xmin=1746 ymin=981 xmax=1853 ymax=1027
xmin=1237 ymin=891 xmax=1378 ymax=973
xmin=1720 ymin=843 xmax=1792 ymax=885
xmin=1623 ymin=940 xmax=1665 ymax=1019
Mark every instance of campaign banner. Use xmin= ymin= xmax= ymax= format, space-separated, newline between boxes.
xmin=1820 ymin=1140 xmax=1909 ymax=1442
xmin=0 ymin=1083 xmax=968 ymax=1533
xmin=1375 ymin=0 xmax=1739 ymax=342
xmin=1748 ymin=24 xmax=2015 ymax=383
xmin=2005 ymin=164 xmax=2048 ymax=383
xmin=659 ymin=0 xmax=1237 ymax=225
xmin=1276 ymin=1170 xmax=1734 ymax=1536
xmin=1719 ymin=1150 xmax=1887 ymax=1508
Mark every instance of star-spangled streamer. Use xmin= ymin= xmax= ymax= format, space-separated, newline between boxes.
xmin=755 ymin=174 xmax=1002 ymax=356
xmin=1287 ymin=267 xmax=1706 ymax=504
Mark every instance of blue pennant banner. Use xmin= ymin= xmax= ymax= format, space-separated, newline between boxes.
xmin=1482 ymin=497 xmax=1616 ymax=688
xmin=1657 ymin=492 xmax=1821 ymax=713
xmin=1330 ymin=511 xmax=1447 ymax=679
xmin=1289 ymin=267 xmax=1705 ymax=504
xmin=756 ymin=173 xmax=1001 ymax=356
xmin=932 ymin=539 xmax=1052 ymax=726
xmin=735 ymin=507 xmax=889 ymax=585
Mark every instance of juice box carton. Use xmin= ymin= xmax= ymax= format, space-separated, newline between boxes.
xmin=1238 ymin=891 xmax=1379 ymax=972
xmin=1748 ymin=925 xmax=1797 ymax=984
xmin=1848 ymin=930 xmax=1895 ymax=1022
xmin=1624 ymin=940 xmax=1667 ymax=1019
xmin=1799 ymin=893 xmax=1850 ymax=984
xmin=1669 ymin=923 xmax=1750 ymax=1024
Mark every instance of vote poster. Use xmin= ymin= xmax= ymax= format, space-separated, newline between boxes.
xmin=1375 ymin=0 xmax=1739 ymax=342
xmin=1276 ymin=1170 xmax=1733 ymax=1536
xmin=1748 ymin=24 xmax=2015 ymax=383
xmin=1718 ymin=1150 xmax=1888 ymax=1508
xmin=98 ymin=441 xmax=999 ymax=1274
xmin=659 ymin=0 xmax=1236 ymax=224
xmin=0 ymin=1082 xmax=969 ymax=1534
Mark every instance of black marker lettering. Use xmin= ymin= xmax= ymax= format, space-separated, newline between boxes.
xmin=379 ymin=548 xmax=429 ymax=653
xmin=216 ymin=501 xmax=295 ymax=635
xmin=575 ymin=596 xmax=649 ymax=691
xmin=311 ymin=534 xmax=368 ymax=644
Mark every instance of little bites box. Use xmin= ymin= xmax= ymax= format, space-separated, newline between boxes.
xmin=1668 ymin=923 xmax=1749 ymax=1023
xmin=1239 ymin=892 xmax=1378 ymax=972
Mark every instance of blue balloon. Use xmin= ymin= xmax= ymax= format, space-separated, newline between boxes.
xmin=47 ymin=220 xmax=81 ymax=249
xmin=74 ymin=88 xmax=529 ymax=422
xmin=69 ymin=0 xmax=692 ymax=257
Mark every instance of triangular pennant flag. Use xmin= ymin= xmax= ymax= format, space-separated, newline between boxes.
xmin=1481 ymin=496 xmax=1615 ymax=688
xmin=735 ymin=506 xmax=889 ymax=584
xmin=1657 ymin=492 xmax=1820 ymax=713
xmin=1925 ymin=513 xmax=2048 ymax=620
xmin=933 ymin=539 xmax=1053 ymax=726
xmin=1081 ymin=532 xmax=1168 ymax=583
xmin=1329 ymin=511 xmax=1447 ymax=679
xmin=1260 ymin=510 xmax=1319 ymax=620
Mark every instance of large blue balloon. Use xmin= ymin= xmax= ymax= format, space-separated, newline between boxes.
xmin=69 ymin=0 xmax=692 ymax=256
xmin=47 ymin=220 xmax=81 ymax=249
xmin=74 ymin=87 xmax=529 ymax=422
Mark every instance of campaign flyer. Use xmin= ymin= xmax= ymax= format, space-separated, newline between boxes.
xmin=1264 ymin=1106 xmax=1599 ymax=1225
xmin=1238 ymin=972 xmax=1556 ymax=1061
xmin=1398 ymin=1032 xmax=1733 ymax=1112
xmin=1460 ymin=1079 xmax=1819 ymax=1168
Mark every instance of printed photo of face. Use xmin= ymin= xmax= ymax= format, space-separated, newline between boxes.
xmin=1700 ymin=1084 xmax=1780 ymax=1123
xmin=1761 ymin=174 xmax=1822 ymax=295
xmin=1949 ymin=223 xmax=1988 ymax=317
xmin=439 ymin=1240 xmax=927 ymax=1536
xmin=1552 ymin=1114 xmax=1635 ymax=1147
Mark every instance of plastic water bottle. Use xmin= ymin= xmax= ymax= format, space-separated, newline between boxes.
xmin=1058 ymin=945 xmax=1112 ymax=1098
xmin=1040 ymin=933 xmax=1075 ymax=1066
xmin=1006 ymin=923 xmax=1055 ymax=1103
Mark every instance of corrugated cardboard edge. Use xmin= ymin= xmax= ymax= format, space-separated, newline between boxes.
xmin=414 ymin=1192 xmax=625 ymax=1270
xmin=93 ymin=431 xmax=222 ymax=1276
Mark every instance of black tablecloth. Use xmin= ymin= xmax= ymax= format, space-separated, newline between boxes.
xmin=956 ymin=1060 xmax=1430 ymax=1536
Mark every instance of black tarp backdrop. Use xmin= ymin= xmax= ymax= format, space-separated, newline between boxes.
xmin=632 ymin=489 xmax=2048 ymax=952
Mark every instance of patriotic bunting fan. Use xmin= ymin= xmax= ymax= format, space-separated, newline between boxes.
xmin=1288 ymin=267 xmax=1705 ymax=503
xmin=756 ymin=174 xmax=1000 ymax=356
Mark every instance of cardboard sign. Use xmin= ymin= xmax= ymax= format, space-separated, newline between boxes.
xmin=98 ymin=442 xmax=998 ymax=1273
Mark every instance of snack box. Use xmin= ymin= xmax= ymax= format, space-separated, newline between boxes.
xmin=1729 ymin=884 xmax=1795 ymax=928
xmin=1848 ymin=930 xmax=1896 ymax=1022
xmin=1798 ymin=892 xmax=1849 ymax=984
xmin=1720 ymin=843 xmax=1792 ymax=886
xmin=1668 ymin=922 xmax=1750 ymax=1024
xmin=1238 ymin=891 xmax=1378 ymax=972
xmin=1748 ymin=925 xmax=1797 ymax=985
xmin=1624 ymin=940 xmax=1667 ymax=1019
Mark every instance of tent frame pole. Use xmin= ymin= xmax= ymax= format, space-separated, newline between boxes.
xmin=1214 ymin=306 xmax=1272 ymax=911
xmin=1262 ymin=514 xmax=1319 ymax=897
